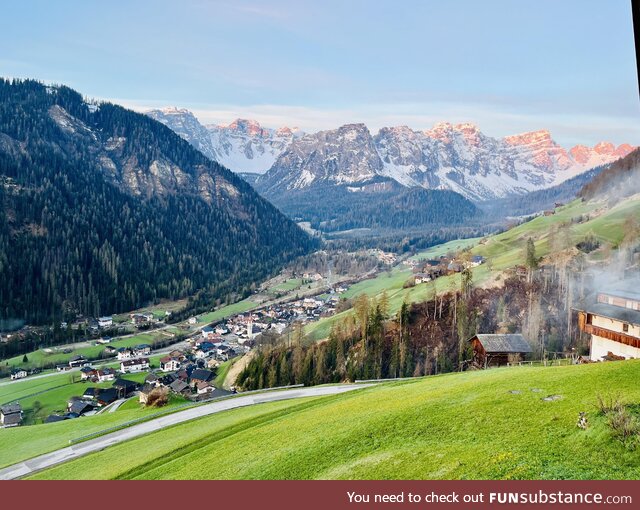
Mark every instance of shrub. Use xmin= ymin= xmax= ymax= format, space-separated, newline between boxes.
xmin=145 ymin=387 xmax=169 ymax=408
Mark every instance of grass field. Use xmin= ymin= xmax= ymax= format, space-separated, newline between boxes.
xmin=409 ymin=237 xmax=483 ymax=261
xmin=270 ymin=278 xmax=304 ymax=294
xmin=0 ymin=388 xmax=194 ymax=468
xmin=0 ymin=367 xmax=158 ymax=424
xmin=5 ymin=329 xmax=180 ymax=372
xmin=197 ymin=298 xmax=258 ymax=324
xmin=0 ymin=372 xmax=79 ymax=405
xmin=28 ymin=360 xmax=640 ymax=480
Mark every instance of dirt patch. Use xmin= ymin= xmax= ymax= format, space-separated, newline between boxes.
xmin=542 ymin=395 xmax=562 ymax=402
xmin=223 ymin=351 xmax=254 ymax=390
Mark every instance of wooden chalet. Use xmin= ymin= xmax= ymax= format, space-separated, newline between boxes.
xmin=574 ymin=286 xmax=640 ymax=361
xmin=468 ymin=334 xmax=532 ymax=368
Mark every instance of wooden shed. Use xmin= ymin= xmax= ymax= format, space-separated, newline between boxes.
xmin=469 ymin=334 xmax=532 ymax=368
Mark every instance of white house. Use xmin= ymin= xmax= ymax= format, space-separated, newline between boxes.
xmin=576 ymin=287 xmax=640 ymax=361
xmin=160 ymin=356 xmax=181 ymax=372
xmin=1 ymin=403 xmax=23 ymax=427
xmin=117 ymin=348 xmax=134 ymax=360
xmin=414 ymin=273 xmax=432 ymax=284
xmin=10 ymin=368 xmax=27 ymax=380
xmin=201 ymin=326 xmax=214 ymax=340
xmin=98 ymin=316 xmax=113 ymax=328
xmin=120 ymin=358 xmax=150 ymax=373
xmin=187 ymin=317 xmax=197 ymax=325
xmin=97 ymin=368 xmax=116 ymax=382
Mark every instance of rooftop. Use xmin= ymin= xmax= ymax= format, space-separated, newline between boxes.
xmin=575 ymin=301 xmax=640 ymax=326
xmin=471 ymin=334 xmax=532 ymax=353
xmin=1 ymin=403 xmax=22 ymax=415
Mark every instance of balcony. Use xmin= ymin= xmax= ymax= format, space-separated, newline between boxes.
xmin=581 ymin=323 xmax=640 ymax=349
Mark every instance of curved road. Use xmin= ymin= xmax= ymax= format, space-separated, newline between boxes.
xmin=0 ymin=383 xmax=374 ymax=480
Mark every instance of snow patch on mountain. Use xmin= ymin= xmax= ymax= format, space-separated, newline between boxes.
xmin=146 ymin=107 xmax=635 ymax=201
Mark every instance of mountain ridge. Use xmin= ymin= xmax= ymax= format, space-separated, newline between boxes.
xmin=146 ymin=107 xmax=634 ymax=202
xmin=0 ymin=79 xmax=315 ymax=324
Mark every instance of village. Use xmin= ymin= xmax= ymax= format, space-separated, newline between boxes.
xmin=3 ymin=242 xmax=640 ymax=430
xmin=0 ymin=279 xmax=355 ymax=427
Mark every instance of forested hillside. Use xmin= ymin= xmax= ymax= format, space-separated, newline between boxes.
xmin=0 ymin=79 xmax=316 ymax=325
xmin=263 ymin=182 xmax=479 ymax=232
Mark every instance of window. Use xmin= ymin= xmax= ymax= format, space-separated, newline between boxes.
xmin=623 ymin=324 xmax=629 ymax=333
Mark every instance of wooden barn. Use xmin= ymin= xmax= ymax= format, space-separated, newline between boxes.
xmin=468 ymin=334 xmax=532 ymax=368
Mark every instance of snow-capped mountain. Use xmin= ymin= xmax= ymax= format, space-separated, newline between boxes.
xmin=146 ymin=108 xmax=301 ymax=174
xmin=261 ymin=122 xmax=634 ymax=201
xmin=147 ymin=108 xmax=634 ymax=201
xmin=208 ymin=119 xmax=302 ymax=175
xmin=258 ymin=123 xmax=387 ymax=193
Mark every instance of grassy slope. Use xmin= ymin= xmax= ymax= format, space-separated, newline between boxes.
xmin=0 ymin=372 xmax=79 ymax=404
xmin=197 ymin=298 xmax=257 ymax=324
xmin=5 ymin=329 xmax=179 ymax=371
xmin=30 ymin=360 xmax=640 ymax=480
xmin=214 ymin=357 xmax=240 ymax=388
xmin=306 ymin=198 xmax=640 ymax=340
xmin=0 ymin=391 xmax=192 ymax=468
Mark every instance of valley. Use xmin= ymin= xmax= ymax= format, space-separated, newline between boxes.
xmin=1 ymin=80 xmax=638 ymax=482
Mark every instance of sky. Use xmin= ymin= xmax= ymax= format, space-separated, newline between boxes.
xmin=1 ymin=0 xmax=639 ymax=146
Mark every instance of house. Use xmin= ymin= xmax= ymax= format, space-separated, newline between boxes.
xmin=96 ymin=367 xmax=116 ymax=382
xmin=10 ymin=368 xmax=28 ymax=380
xmin=1 ymin=403 xmax=23 ymax=427
xmin=113 ymin=378 xmax=138 ymax=398
xmin=120 ymin=357 xmax=150 ymax=373
xmin=471 ymin=255 xmax=485 ymax=267
xmin=160 ymin=355 xmax=181 ymax=372
xmin=83 ymin=387 xmax=99 ymax=399
xmin=68 ymin=355 xmax=89 ymax=368
xmin=80 ymin=366 xmax=98 ymax=380
xmin=447 ymin=261 xmax=464 ymax=273
xmin=468 ymin=334 xmax=532 ymax=368
xmin=45 ymin=414 xmax=71 ymax=423
xmin=145 ymin=372 xmax=160 ymax=386
xmin=201 ymin=326 xmax=215 ymax=340
xmin=159 ymin=373 xmax=177 ymax=386
xmin=98 ymin=316 xmax=113 ymax=328
xmin=139 ymin=383 xmax=156 ymax=404
xmin=169 ymin=379 xmax=190 ymax=395
xmin=190 ymin=368 xmax=213 ymax=384
xmin=195 ymin=341 xmax=215 ymax=359
xmin=574 ymin=286 xmax=640 ymax=361
xmin=196 ymin=380 xmax=214 ymax=395
xmin=131 ymin=312 xmax=154 ymax=326
xmin=117 ymin=348 xmax=134 ymax=360
xmin=103 ymin=345 xmax=117 ymax=355
xmin=133 ymin=344 xmax=151 ymax=356
xmin=95 ymin=388 xmax=119 ymax=406
xmin=187 ymin=317 xmax=197 ymax=325
xmin=414 ymin=273 xmax=432 ymax=285
xmin=215 ymin=325 xmax=229 ymax=335
xmin=56 ymin=364 xmax=72 ymax=372
xmin=67 ymin=398 xmax=95 ymax=416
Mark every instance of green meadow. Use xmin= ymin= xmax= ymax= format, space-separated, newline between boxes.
xmin=29 ymin=360 xmax=640 ymax=480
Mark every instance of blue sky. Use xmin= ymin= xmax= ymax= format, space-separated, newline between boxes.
xmin=2 ymin=0 xmax=638 ymax=146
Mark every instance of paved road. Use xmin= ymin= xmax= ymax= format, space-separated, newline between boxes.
xmin=0 ymin=384 xmax=374 ymax=480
